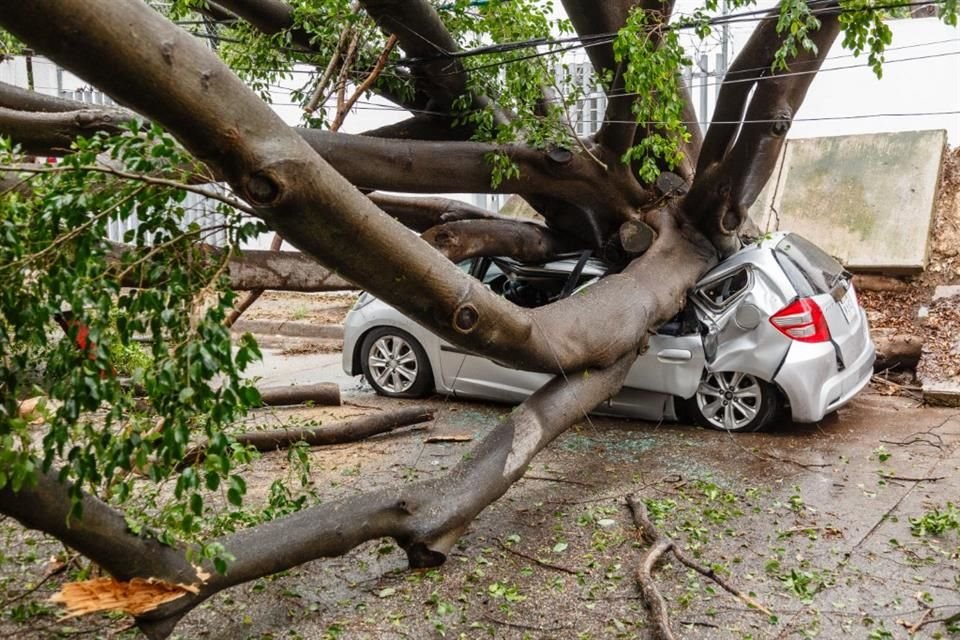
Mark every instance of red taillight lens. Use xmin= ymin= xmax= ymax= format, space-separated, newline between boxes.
xmin=770 ymin=298 xmax=831 ymax=343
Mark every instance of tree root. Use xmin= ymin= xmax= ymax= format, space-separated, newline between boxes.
xmin=626 ymin=495 xmax=771 ymax=640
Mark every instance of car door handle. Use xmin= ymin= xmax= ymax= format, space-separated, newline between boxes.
xmin=657 ymin=349 xmax=693 ymax=363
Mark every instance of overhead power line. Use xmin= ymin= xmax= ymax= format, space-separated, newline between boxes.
xmin=396 ymin=0 xmax=949 ymax=70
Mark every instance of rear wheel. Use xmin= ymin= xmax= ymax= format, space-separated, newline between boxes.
xmin=682 ymin=371 xmax=780 ymax=432
xmin=360 ymin=328 xmax=433 ymax=398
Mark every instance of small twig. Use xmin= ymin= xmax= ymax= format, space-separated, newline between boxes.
xmin=670 ymin=547 xmax=772 ymax=616
xmin=880 ymin=413 xmax=959 ymax=450
xmin=880 ymin=474 xmax=945 ymax=483
xmin=626 ymin=494 xmax=772 ymax=640
xmin=482 ymin=614 xmax=571 ymax=633
xmin=304 ymin=27 xmax=350 ymax=114
xmin=850 ymin=459 xmax=944 ymax=554
xmin=333 ymin=29 xmax=361 ymax=123
xmin=723 ymin=429 xmax=830 ymax=470
xmin=0 ymin=553 xmax=78 ymax=608
xmin=330 ymin=34 xmax=398 ymax=131
xmin=871 ymin=375 xmax=922 ymax=393
xmin=0 ymin=163 xmax=256 ymax=215
xmin=523 ymin=474 xmax=595 ymax=487
xmin=677 ymin=619 xmax=720 ymax=629
xmin=495 ymin=539 xmax=579 ymax=575
xmin=907 ymin=602 xmax=934 ymax=634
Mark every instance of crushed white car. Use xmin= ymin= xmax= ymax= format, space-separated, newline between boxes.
xmin=342 ymin=232 xmax=875 ymax=432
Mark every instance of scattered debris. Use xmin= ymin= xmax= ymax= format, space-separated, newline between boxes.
xmin=626 ymin=494 xmax=771 ymax=640
xmin=918 ymin=286 xmax=960 ymax=405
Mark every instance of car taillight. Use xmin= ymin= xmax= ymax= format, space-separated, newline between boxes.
xmin=770 ymin=298 xmax=831 ymax=342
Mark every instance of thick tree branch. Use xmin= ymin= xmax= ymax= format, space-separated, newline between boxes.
xmin=0 ymin=472 xmax=201 ymax=588
xmin=108 ymin=241 xmax=356 ymax=291
xmin=0 ymin=80 xmax=127 ymax=116
xmin=591 ymin=1 xmax=677 ymax=160
xmin=221 ymin=248 xmax=356 ymax=291
xmin=684 ymin=8 xmax=840 ymax=251
xmin=0 ymin=106 xmax=129 ymax=156
xmin=360 ymin=116 xmax=474 ymax=141
xmin=295 ymin=128 xmax=646 ymax=237
xmin=422 ymin=219 xmax=577 ymax=264
xmin=0 ymin=0 xmax=704 ymax=377
xmin=561 ymin=0 xmax=640 ymax=78
xmin=212 ymin=0 xmax=316 ymax=51
xmin=3 ymin=355 xmax=633 ymax=639
xmin=358 ymin=0 xmax=465 ymax=111
xmin=695 ymin=11 xmax=782 ymax=174
xmin=368 ymin=192 xmax=506 ymax=231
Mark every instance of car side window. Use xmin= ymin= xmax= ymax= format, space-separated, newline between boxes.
xmin=695 ymin=266 xmax=750 ymax=310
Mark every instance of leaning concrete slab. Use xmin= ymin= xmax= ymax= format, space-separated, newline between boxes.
xmin=750 ymin=130 xmax=947 ymax=274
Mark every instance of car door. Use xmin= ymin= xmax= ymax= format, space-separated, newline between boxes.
xmin=622 ymin=330 xmax=706 ymax=399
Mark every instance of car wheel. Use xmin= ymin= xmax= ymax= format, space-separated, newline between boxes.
xmin=360 ymin=328 xmax=433 ymax=398
xmin=682 ymin=371 xmax=780 ymax=432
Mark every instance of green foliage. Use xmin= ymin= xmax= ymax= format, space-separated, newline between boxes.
xmin=614 ymin=8 xmax=692 ymax=183
xmin=838 ymin=0 xmax=897 ymax=78
xmin=0 ymin=125 xmax=267 ymax=568
xmin=910 ymin=502 xmax=960 ymax=537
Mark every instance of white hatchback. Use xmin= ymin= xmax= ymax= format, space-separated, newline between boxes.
xmin=342 ymin=232 xmax=875 ymax=432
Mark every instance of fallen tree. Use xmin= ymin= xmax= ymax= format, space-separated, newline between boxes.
xmin=0 ymin=0 xmax=946 ymax=637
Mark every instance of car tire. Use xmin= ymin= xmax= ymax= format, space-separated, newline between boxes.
xmin=680 ymin=371 xmax=780 ymax=432
xmin=360 ymin=327 xmax=434 ymax=398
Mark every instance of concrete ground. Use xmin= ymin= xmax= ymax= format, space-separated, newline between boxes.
xmin=224 ymin=348 xmax=960 ymax=639
xmin=2 ymin=348 xmax=959 ymax=640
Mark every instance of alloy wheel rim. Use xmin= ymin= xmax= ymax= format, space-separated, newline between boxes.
xmin=695 ymin=371 xmax=762 ymax=430
xmin=368 ymin=335 xmax=418 ymax=393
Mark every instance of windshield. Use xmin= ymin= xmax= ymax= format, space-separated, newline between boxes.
xmin=774 ymin=233 xmax=845 ymax=296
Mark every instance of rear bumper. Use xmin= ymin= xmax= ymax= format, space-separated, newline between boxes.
xmin=774 ymin=334 xmax=875 ymax=423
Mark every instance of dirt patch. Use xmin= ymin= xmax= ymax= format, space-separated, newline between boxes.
xmin=861 ymin=146 xmax=960 ymax=379
xmin=278 ymin=339 xmax=344 ymax=356
xmin=240 ymin=291 xmax=358 ymax=325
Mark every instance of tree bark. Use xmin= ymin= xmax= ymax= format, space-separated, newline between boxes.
xmin=0 ymin=106 xmax=130 ymax=156
xmin=212 ymin=0 xmax=316 ymax=51
xmin=368 ymin=192 xmax=506 ymax=232
xmin=683 ymin=6 xmax=840 ymax=251
xmin=257 ymin=383 xmax=342 ymax=406
xmin=873 ymin=330 xmax=922 ymax=371
xmin=421 ymin=219 xmax=577 ymax=264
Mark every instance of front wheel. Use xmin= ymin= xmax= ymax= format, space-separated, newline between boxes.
xmin=360 ymin=327 xmax=434 ymax=398
xmin=680 ymin=371 xmax=780 ymax=432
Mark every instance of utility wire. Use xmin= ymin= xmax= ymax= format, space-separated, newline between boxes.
xmin=261 ymin=47 xmax=960 ymax=108
xmin=225 ymin=36 xmax=960 ymax=76
xmin=396 ymin=0 xmax=948 ymax=69
xmin=290 ymin=100 xmax=960 ymax=125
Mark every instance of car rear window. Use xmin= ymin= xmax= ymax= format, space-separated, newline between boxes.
xmin=774 ymin=234 xmax=844 ymax=296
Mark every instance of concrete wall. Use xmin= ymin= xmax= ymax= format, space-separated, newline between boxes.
xmin=750 ymin=130 xmax=946 ymax=273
